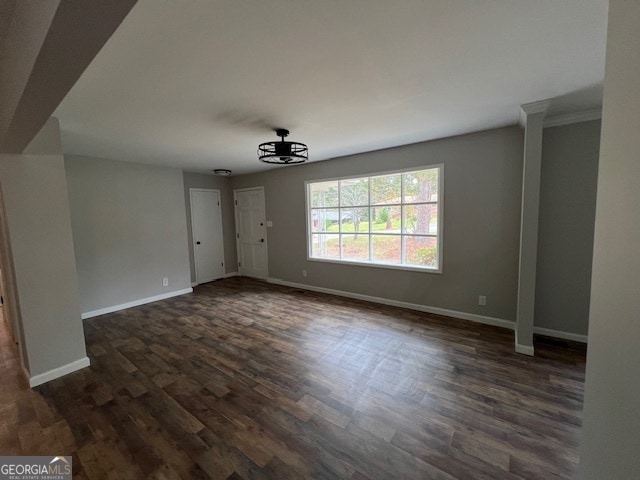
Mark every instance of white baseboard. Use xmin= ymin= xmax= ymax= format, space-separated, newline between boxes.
xmin=29 ymin=356 xmax=90 ymax=387
xmin=81 ymin=288 xmax=193 ymax=319
xmin=267 ymin=277 xmax=514 ymax=330
xmin=515 ymin=343 xmax=535 ymax=356
xmin=533 ymin=326 xmax=588 ymax=343
xmin=192 ymin=272 xmax=239 ymax=288
xmin=267 ymin=277 xmax=588 ymax=346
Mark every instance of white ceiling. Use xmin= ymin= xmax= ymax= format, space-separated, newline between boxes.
xmin=53 ymin=0 xmax=608 ymax=175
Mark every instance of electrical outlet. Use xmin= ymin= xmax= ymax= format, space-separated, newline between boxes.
xmin=162 ymin=277 xmax=169 ymax=287
xmin=478 ymin=295 xmax=487 ymax=306
xmin=302 ymin=270 xmax=307 ymax=277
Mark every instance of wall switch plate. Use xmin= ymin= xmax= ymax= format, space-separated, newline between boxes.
xmin=478 ymin=295 xmax=487 ymax=306
xmin=162 ymin=277 xmax=169 ymax=287
xmin=266 ymin=220 xmax=273 ymax=227
xmin=302 ymin=270 xmax=307 ymax=277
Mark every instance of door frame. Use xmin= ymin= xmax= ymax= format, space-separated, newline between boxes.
xmin=234 ymin=186 xmax=268 ymax=279
xmin=189 ymin=188 xmax=225 ymax=284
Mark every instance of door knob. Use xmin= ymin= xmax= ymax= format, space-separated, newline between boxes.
xmin=196 ymin=241 xmax=201 ymax=245
xmin=260 ymin=239 xmax=264 ymax=243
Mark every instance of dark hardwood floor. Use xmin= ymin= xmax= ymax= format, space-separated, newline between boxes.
xmin=0 ymin=278 xmax=586 ymax=479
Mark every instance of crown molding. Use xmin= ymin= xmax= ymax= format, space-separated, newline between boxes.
xmin=521 ymin=100 xmax=552 ymax=115
xmin=519 ymin=100 xmax=552 ymax=127
xmin=544 ymin=109 xmax=602 ymax=128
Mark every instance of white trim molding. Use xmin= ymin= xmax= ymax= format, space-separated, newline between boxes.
xmin=28 ymin=356 xmax=90 ymax=388
xmin=305 ymin=164 xmax=445 ymax=274
xmin=519 ymin=100 xmax=552 ymax=127
xmin=544 ymin=109 xmax=602 ymax=128
xmin=515 ymin=344 xmax=535 ymax=356
xmin=267 ymin=277 xmax=514 ymax=330
xmin=521 ymin=99 xmax=553 ymax=114
xmin=191 ymin=272 xmax=238 ymax=288
xmin=81 ymin=288 xmax=193 ymax=319
xmin=533 ymin=326 xmax=588 ymax=343
xmin=267 ymin=277 xmax=587 ymax=346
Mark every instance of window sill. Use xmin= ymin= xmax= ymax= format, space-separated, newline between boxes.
xmin=306 ymin=256 xmax=442 ymax=274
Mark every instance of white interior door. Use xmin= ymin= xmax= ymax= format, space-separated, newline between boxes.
xmin=190 ymin=189 xmax=225 ymax=284
xmin=234 ymin=187 xmax=268 ymax=279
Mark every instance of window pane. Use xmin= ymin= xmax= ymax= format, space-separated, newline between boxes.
xmin=403 ymin=204 xmax=438 ymax=234
xmin=341 ymin=234 xmax=370 ymax=261
xmin=311 ymin=209 xmax=340 ymax=232
xmin=372 ymin=235 xmax=401 ymax=264
xmin=308 ymin=167 xmax=441 ymax=271
xmin=404 ymin=236 xmax=438 ymax=268
xmin=311 ymin=234 xmax=340 ymax=259
xmin=371 ymin=206 xmax=401 ymax=233
xmin=371 ymin=174 xmax=401 ymax=205
xmin=340 ymin=178 xmax=369 ymax=206
xmin=404 ymin=169 xmax=439 ymax=203
xmin=340 ymin=207 xmax=370 ymax=233
xmin=310 ymin=181 xmax=339 ymax=207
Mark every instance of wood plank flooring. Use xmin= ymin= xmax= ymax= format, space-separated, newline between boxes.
xmin=0 ymin=278 xmax=586 ymax=479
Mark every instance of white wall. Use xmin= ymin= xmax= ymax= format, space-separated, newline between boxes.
xmin=580 ymin=0 xmax=640 ymax=477
xmin=65 ymin=155 xmax=192 ymax=315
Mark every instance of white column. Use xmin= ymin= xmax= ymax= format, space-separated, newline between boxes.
xmin=0 ymin=118 xmax=89 ymax=386
xmin=515 ymin=100 xmax=550 ymax=355
xmin=580 ymin=0 xmax=640 ymax=477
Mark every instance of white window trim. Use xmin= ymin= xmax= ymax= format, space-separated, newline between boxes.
xmin=305 ymin=164 xmax=444 ymax=274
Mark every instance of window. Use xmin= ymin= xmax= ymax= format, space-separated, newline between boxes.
xmin=307 ymin=165 xmax=442 ymax=272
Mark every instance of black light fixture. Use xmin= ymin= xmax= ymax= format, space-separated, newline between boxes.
xmin=212 ymin=169 xmax=232 ymax=176
xmin=258 ymin=128 xmax=308 ymax=164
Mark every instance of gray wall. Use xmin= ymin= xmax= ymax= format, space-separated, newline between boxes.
xmin=0 ymin=118 xmax=87 ymax=377
xmin=65 ymin=155 xmax=191 ymax=314
xmin=535 ymin=120 xmax=600 ymax=336
xmin=580 ymin=0 xmax=640 ymax=477
xmin=232 ymin=126 xmax=524 ymax=321
xmin=182 ymin=172 xmax=237 ymax=284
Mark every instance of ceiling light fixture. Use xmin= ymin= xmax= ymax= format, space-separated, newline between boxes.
xmin=258 ymin=128 xmax=308 ymax=165
xmin=212 ymin=169 xmax=232 ymax=176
